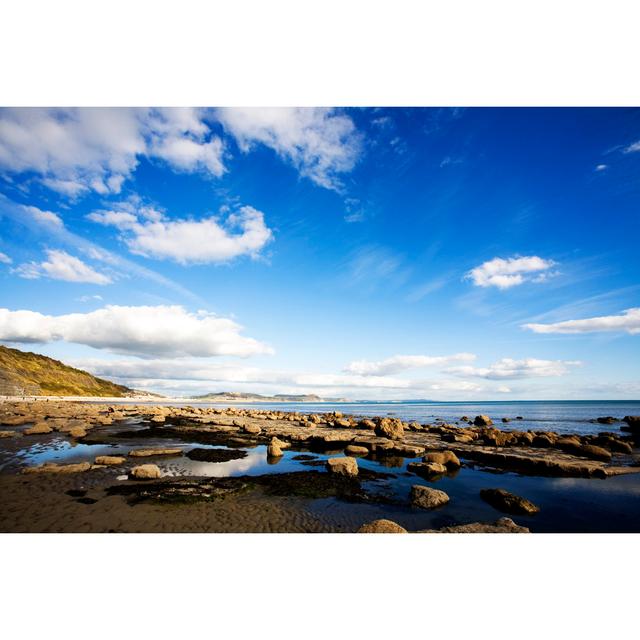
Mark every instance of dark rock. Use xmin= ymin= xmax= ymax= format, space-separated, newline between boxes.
xmin=185 ymin=448 xmax=247 ymax=463
xmin=480 ymin=488 xmax=540 ymax=515
xmin=474 ymin=415 xmax=493 ymax=427
xmin=596 ymin=416 xmax=617 ymax=425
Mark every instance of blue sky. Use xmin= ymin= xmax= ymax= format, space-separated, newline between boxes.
xmin=0 ymin=107 xmax=639 ymax=399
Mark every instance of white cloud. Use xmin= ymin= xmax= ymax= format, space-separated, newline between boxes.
xmin=76 ymin=294 xmax=104 ymax=303
xmin=624 ymin=140 xmax=640 ymax=153
xmin=22 ymin=205 xmax=64 ymax=228
xmin=0 ymin=305 xmax=272 ymax=358
xmin=497 ymin=385 xmax=512 ymax=393
xmin=595 ymin=164 xmax=608 ymax=171
xmin=447 ymin=358 xmax=582 ymax=379
xmin=88 ymin=203 xmax=273 ymax=264
xmin=14 ymin=249 xmax=112 ymax=284
xmin=0 ymin=251 xmax=12 ymax=264
xmin=217 ymin=107 xmax=362 ymax=190
xmin=0 ymin=108 xmax=225 ymax=197
xmin=466 ymin=255 xmax=556 ymax=289
xmin=344 ymin=353 xmax=477 ymax=376
xmin=523 ymin=308 xmax=640 ymax=335
xmin=428 ymin=380 xmax=483 ymax=392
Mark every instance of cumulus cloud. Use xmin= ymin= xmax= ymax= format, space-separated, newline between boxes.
xmin=523 ymin=308 xmax=640 ymax=335
xmin=0 ymin=305 xmax=272 ymax=358
xmin=217 ymin=107 xmax=362 ymax=190
xmin=447 ymin=358 xmax=582 ymax=379
xmin=344 ymin=353 xmax=477 ymax=376
xmin=22 ymin=205 xmax=64 ymax=228
xmin=624 ymin=140 xmax=640 ymax=153
xmin=0 ymin=251 xmax=12 ymax=264
xmin=13 ymin=249 xmax=112 ymax=284
xmin=0 ymin=108 xmax=225 ymax=197
xmin=88 ymin=202 xmax=273 ymax=264
xmin=466 ymin=255 xmax=556 ymax=289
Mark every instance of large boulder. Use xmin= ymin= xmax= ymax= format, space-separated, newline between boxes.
xmin=358 ymin=519 xmax=407 ymax=533
xmin=130 ymin=464 xmax=161 ymax=479
xmin=623 ymin=416 xmax=640 ymax=431
xmin=267 ymin=436 xmax=289 ymax=458
xmin=411 ymin=485 xmax=450 ymax=509
xmin=326 ymin=456 xmax=358 ymax=476
xmin=480 ymin=488 xmax=540 ymax=515
xmin=424 ymin=450 xmax=461 ymax=467
xmin=374 ymin=417 xmax=405 ymax=440
xmin=474 ymin=415 xmax=493 ymax=427
xmin=577 ymin=444 xmax=612 ymax=462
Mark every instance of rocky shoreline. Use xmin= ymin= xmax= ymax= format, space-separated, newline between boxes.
xmin=1 ymin=400 xmax=639 ymax=533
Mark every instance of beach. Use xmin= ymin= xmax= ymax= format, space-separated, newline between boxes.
xmin=1 ymin=398 xmax=640 ymax=533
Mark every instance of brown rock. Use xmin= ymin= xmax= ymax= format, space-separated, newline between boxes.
xmin=422 ymin=517 xmax=529 ymax=533
xmin=24 ymin=423 xmax=53 ymax=435
xmin=424 ymin=450 xmax=461 ymax=467
xmin=480 ymin=488 xmax=540 ymax=515
xmin=474 ymin=415 xmax=493 ymax=426
xmin=69 ymin=427 xmax=87 ymax=438
xmin=374 ymin=417 xmax=405 ymax=440
xmin=0 ymin=430 xmax=17 ymax=438
xmin=242 ymin=424 xmax=262 ymax=435
xmin=358 ymin=519 xmax=407 ymax=533
xmin=411 ymin=484 xmax=449 ymax=509
xmin=345 ymin=445 xmax=369 ymax=456
xmin=578 ymin=444 xmax=612 ymax=462
xmin=94 ymin=456 xmax=126 ymax=465
xmin=22 ymin=462 xmax=91 ymax=474
xmin=326 ymin=456 xmax=358 ymax=476
xmin=128 ymin=448 xmax=182 ymax=457
xmin=130 ymin=464 xmax=162 ymax=479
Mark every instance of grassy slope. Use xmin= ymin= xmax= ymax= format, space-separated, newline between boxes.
xmin=0 ymin=345 xmax=132 ymax=397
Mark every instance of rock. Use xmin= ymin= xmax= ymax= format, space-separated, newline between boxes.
xmin=94 ymin=456 xmax=126 ymax=465
xmin=411 ymin=485 xmax=450 ymax=509
xmin=358 ymin=419 xmax=376 ymax=430
xmin=374 ymin=417 xmax=405 ymax=440
xmin=532 ymin=434 xmax=554 ymax=448
xmin=502 ymin=417 xmax=511 ymax=423
xmin=474 ymin=415 xmax=493 ymax=427
xmin=424 ymin=450 xmax=461 ymax=467
xmin=242 ymin=424 xmax=262 ymax=435
xmin=130 ymin=464 xmax=162 ymax=479
xmin=622 ymin=416 xmax=640 ymax=431
xmin=480 ymin=488 xmax=540 ymax=515
xmin=345 ymin=444 xmax=369 ymax=456
xmin=460 ymin=416 xmax=469 ymax=422
xmin=22 ymin=462 xmax=91 ymax=474
xmin=0 ymin=430 xmax=17 ymax=438
xmin=267 ymin=436 xmax=289 ymax=458
xmin=578 ymin=444 xmax=612 ymax=462
xmin=24 ymin=422 xmax=53 ymax=435
xmin=407 ymin=461 xmax=447 ymax=477
xmin=390 ymin=444 xmax=425 ymax=457
xmin=326 ymin=456 xmax=358 ymax=476
xmin=358 ymin=519 xmax=408 ymax=533
xmin=69 ymin=427 xmax=87 ymax=438
xmin=422 ymin=517 xmax=529 ymax=533
xmin=128 ymin=448 xmax=182 ymax=457
xmin=335 ymin=418 xmax=351 ymax=428
xmin=516 ymin=416 xmax=524 ymax=420
xmin=597 ymin=416 xmax=617 ymax=425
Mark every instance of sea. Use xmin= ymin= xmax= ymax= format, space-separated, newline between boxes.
xmin=104 ymin=399 xmax=640 ymax=436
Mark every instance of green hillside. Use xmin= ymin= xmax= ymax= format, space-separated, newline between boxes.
xmin=0 ymin=344 xmax=133 ymax=397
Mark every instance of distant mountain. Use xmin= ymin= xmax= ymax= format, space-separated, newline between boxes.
xmin=0 ymin=344 xmax=137 ymax=397
xmin=191 ymin=391 xmax=348 ymax=402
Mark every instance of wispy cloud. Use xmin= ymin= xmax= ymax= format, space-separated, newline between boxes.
xmin=523 ymin=308 xmax=640 ymax=335
xmin=344 ymin=353 xmax=476 ymax=376
xmin=447 ymin=358 xmax=582 ymax=379
xmin=13 ymin=249 xmax=112 ymax=284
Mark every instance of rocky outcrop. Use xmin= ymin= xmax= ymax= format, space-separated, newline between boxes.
xmin=424 ymin=450 xmax=461 ymax=467
xmin=374 ymin=417 xmax=405 ymax=440
xmin=326 ymin=456 xmax=358 ymax=476
xmin=358 ymin=519 xmax=407 ymax=533
xmin=480 ymin=488 xmax=540 ymax=515
xmin=267 ymin=436 xmax=289 ymax=458
xmin=474 ymin=415 xmax=493 ymax=427
xmin=411 ymin=485 xmax=449 ymax=509
xmin=24 ymin=423 xmax=53 ymax=435
xmin=407 ymin=461 xmax=447 ymax=477
xmin=130 ymin=464 xmax=162 ymax=479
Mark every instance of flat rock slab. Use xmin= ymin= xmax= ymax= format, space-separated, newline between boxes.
xmin=129 ymin=448 xmax=182 ymax=457
xmin=411 ymin=484 xmax=449 ymax=509
xmin=480 ymin=488 xmax=540 ymax=515
xmin=421 ymin=517 xmax=529 ymax=533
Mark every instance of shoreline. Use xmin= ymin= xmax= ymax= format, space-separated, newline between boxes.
xmin=1 ymin=399 xmax=639 ymax=533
